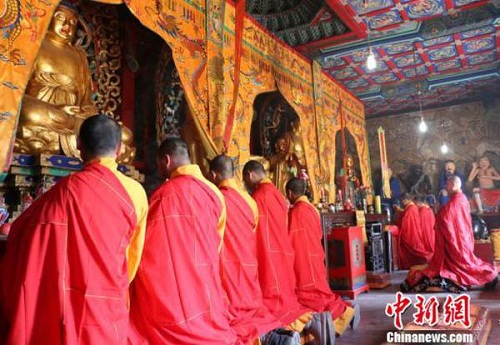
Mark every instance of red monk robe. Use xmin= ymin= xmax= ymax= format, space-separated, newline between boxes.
xmin=397 ymin=202 xmax=432 ymax=269
xmin=418 ymin=204 xmax=435 ymax=258
xmin=218 ymin=179 xmax=280 ymax=343
xmin=129 ymin=165 xmax=237 ymax=345
xmin=423 ymin=191 xmax=497 ymax=286
xmin=0 ymin=158 xmax=148 ymax=345
xmin=252 ymin=179 xmax=309 ymax=326
xmin=288 ymin=196 xmax=348 ymax=319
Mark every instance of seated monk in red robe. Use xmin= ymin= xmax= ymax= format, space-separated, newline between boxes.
xmin=396 ymin=193 xmax=433 ymax=269
xmin=401 ymin=176 xmax=498 ymax=293
xmin=209 ymin=155 xmax=280 ymax=344
xmin=242 ymin=161 xmax=312 ymax=331
xmin=0 ymin=115 xmax=148 ymax=344
xmin=129 ymin=138 xmax=237 ymax=344
xmin=285 ymin=178 xmax=360 ymax=336
xmin=415 ymin=196 xmax=435 ymax=256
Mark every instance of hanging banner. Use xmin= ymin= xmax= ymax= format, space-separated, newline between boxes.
xmin=378 ymin=127 xmax=391 ymax=199
xmin=222 ymin=0 xmax=245 ymax=152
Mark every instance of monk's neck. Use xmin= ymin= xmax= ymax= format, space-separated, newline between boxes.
xmin=258 ymin=177 xmax=272 ymax=185
xmin=293 ymin=195 xmax=309 ymax=205
xmin=404 ymin=201 xmax=415 ymax=209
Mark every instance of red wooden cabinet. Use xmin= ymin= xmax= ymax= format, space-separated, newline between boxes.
xmin=324 ymin=226 xmax=369 ymax=299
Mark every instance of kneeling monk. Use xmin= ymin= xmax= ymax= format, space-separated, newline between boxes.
xmin=209 ymin=155 xmax=280 ymax=343
xmin=396 ymin=193 xmax=433 ymax=269
xmin=402 ymin=176 xmax=498 ymax=293
xmin=129 ymin=138 xmax=237 ymax=344
xmin=0 ymin=115 xmax=148 ymax=344
xmin=242 ymin=161 xmax=311 ymax=329
xmin=285 ymin=178 xmax=360 ymax=335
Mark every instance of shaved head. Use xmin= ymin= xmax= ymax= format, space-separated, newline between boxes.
xmin=157 ymin=137 xmax=191 ymax=179
xmin=209 ymin=155 xmax=234 ymax=184
xmin=210 ymin=155 xmax=234 ymax=178
xmin=446 ymin=175 xmax=462 ymax=195
xmin=243 ymin=160 xmax=266 ymax=191
xmin=285 ymin=178 xmax=307 ymax=203
xmin=78 ymin=114 xmax=121 ymax=162
xmin=286 ymin=178 xmax=306 ymax=196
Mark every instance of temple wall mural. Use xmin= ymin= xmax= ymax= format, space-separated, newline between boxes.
xmin=0 ymin=0 xmax=371 ymax=202
xmin=367 ymin=100 xmax=500 ymax=202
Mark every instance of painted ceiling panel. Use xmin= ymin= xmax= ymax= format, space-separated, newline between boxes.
xmin=246 ymin=0 xmax=500 ymax=116
xmin=405 ymin=0 xmax=446 ymax=20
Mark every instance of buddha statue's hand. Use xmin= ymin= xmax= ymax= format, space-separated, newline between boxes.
xmin=81 ymin=105 xmax=98 ymax=116
xmin=47 ymin=109 xmax=77 ymax=134
xmin=62 ymin=105 xmax=84 ymax=116
xmin=116 ymin=122 xmax=136 ymax=164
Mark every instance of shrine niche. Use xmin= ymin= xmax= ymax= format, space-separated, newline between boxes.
xmin=133 ymin=18 xmax=210 ymax=194
xmin=251 ymin=91 xmax=309 ymax=196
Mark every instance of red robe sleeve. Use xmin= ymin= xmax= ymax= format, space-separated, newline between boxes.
xmin=288 ymin=197 xmax=347 ymax=319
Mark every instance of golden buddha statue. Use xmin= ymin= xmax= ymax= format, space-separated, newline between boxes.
xmin=284 ymin=119 xmax=306 ymax=171
xmin=337 ymin=154 xmax=360 ymax=203
xmin=268 ymin=137 xmax=291 ymax=195
xmin=15 ymin=3 xmax=135 ymax=164
xmin=267 ymin=119 xmax=307 ymax=195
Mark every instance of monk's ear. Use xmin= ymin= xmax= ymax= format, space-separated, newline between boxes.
xmin=165 ymin=154 xmax=172 ymax=169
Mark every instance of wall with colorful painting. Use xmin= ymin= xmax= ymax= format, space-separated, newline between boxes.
xmin=367 ymin=99 xmax=500 ymax=211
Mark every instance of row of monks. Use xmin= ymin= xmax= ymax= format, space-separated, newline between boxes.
xmin=396 ymin=180 xmax=498 ymax=293
xmin=0 ymin=114 xmax=358 ymax=344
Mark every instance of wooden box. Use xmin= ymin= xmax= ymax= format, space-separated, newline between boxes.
xmin=325 ymin=226 xmax=369 ymax=299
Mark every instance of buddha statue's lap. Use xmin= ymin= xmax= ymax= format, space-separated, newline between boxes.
xmin=15 ymin=3 xmax=135 ymax=164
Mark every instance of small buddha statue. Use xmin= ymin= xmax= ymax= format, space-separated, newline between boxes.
xmin=284 ymin=119 xmax=306 ymax=172
xmin=267 ymin=119 xmax=307 ymax=193
xmin=338 ymin=154 xmax=360 ymax=203
xmin=268 ymin=137 xmax=291 ymax=195
xmin=14 ymin=2 xmax=135 ymax=164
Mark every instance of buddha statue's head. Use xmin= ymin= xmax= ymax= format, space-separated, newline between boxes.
xmin=291 ymin=119 xmax=301 ymax=134
xmin=275 ymin=137 xmax=287 ymax=153
xmin=346 ymin=154 xmax=354 ymax=168
xmin=294 ymin=143 xmax=304 ymax=163
xmin=47 ymin=3 xmax=79 ymax=44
